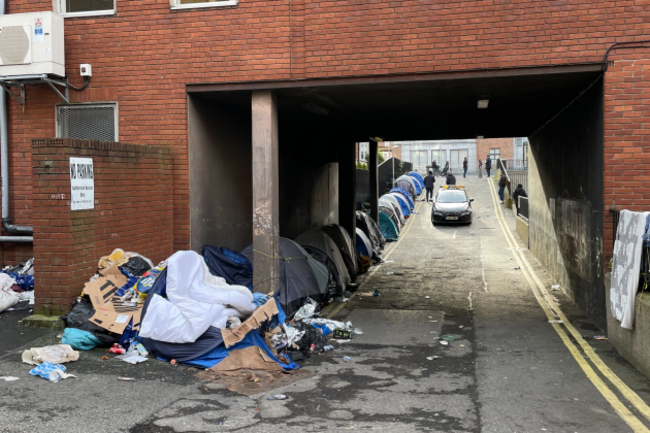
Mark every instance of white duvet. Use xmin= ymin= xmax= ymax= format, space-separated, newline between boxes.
xmin=139 ymin=250 xmax=255 ymax=343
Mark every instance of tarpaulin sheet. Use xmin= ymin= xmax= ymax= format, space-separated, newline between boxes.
xmin=202 ymin=246 xmax=253 ymax=290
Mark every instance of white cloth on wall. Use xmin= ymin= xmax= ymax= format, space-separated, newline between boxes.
xmin=610 ymin=210 xmax=650 ymax=329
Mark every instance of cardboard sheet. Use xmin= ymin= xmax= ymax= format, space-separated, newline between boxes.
xmin=84 ymin=266 xmax=143 ymax=334
xmin=221 ymin=297 xmax=279 ymax=348
xmin=196 ymin=368 xmax=314 ymax=396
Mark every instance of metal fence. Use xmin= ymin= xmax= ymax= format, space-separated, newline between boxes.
xmin=518 ymin=196 xmax=529 ymax=220
xmin=378 ymin=158 xmax=413 ymax=195
xmin=356 ymin=168 xmax=370 ymax=211
xmin=496 ymin=157 xmax=528 ymax=204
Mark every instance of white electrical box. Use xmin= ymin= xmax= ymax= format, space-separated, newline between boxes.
xmin=0 ymin=11 xmax=64 ymax=77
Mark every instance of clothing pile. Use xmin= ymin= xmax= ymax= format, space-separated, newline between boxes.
xmin=0 ymin=258 xmax=35 ymax=313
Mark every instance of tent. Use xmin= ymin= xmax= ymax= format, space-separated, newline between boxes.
xmin=379 ymin=204 xmax=401 ymax=231
xmin=379 ymin=197 xmax=405 ymax=226
xmin=139 ymin=251 xmax=255 ymax=344
xmin=391 ymin=187 xmax=415 ymax=210
xmin=202 ymin=246 xmax=253 ymax=289
xmin=241 ymin=237 xmax=329 ymax=317
xmin=301 ymin=245 xmax=342 ymax=298
xmin=389 ymin=193 xmax=411 ymax=218
xmin=355 ymin=228 xmax=373 ymax=259
xmin=382 ymin=194 xmax=409 ymax=219
xmin=378 ymin=212 xmax=399 ymax=241
xmin=398 ymin=175 xmax=421 ymax=195
xmin=395 ymin=177 xmax=417 ymax=199
xmin=320 ymin=224 xmax=359 ymax=280
xmin=408 ymin=171 xmax=425 ymax=189
xmin=295 ymin=229 xmax=351 ymax=291
xmin=356 ymin=211 xmax=385 ymax=258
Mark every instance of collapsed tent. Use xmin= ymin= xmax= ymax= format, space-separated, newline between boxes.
xmin=379 ymin=203 xmax=401 ymax=231
xmin=320 ymin=224 xmax=359 ymax=280
xmin=379 ymin=197 xmax=405 ymax=226
xmin=395 ymin=177 xmax=417 ymax=199
xmin=379 ymin=212 xmax=399 ymax=241
xmin=398 ymin=175 xmax=421 ymax=195
xmin=356 ymin=211 xmax=385 ymax=258
xmin=202 ymin=246 xmax=253 ymax=290
xmin=295 ymin=229 xmax=351 ymax=291
xmin=382 ymin=194 xmax=409 ymax=220
xmin=242 ymin=238 xmax=329 ymax=317
xmin=389 ymin=193 xmax=411 ymax=218
xmin=408 ymin=171 xmax=425 ymax=189
xmin=391 ymin=187 xmax=414 ymax=210
xmin=139 ymin=251 xmax=255 ymax=344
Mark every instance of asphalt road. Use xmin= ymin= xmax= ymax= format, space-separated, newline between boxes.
xmin=2 ymin=175 xmax=650 ymax=432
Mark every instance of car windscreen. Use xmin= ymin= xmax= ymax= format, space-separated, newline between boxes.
xmin=436 ymin=191 xmax=467 ymax=203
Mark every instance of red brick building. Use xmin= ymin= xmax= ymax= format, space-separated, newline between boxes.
xmin=1 ymin=0 xmax=650 ymax=328
xmin=477 ymin=138 xmax=513 ymax=163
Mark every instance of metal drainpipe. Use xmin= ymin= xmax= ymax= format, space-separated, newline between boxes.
xmin=0 ymin=0 xmax=34 ymax=243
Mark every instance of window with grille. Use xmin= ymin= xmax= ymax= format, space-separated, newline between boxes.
xmin=57 ymin=104 xmax=118 ymax=142
xmin=489 ymin=148 xmax=500 ymax=160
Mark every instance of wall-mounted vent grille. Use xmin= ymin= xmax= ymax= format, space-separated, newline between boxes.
xmin=57 ymin=104 xmax=117 ymax=142
xmin=0 ymin=25 xmax=30 ymax=65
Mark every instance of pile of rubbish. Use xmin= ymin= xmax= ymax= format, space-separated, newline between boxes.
xmin=18 ymin=222 xmax=378 ymax=387
xmin=0 ymin=258 xmax=35 ymax=313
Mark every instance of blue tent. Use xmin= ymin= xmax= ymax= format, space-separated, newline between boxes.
xmin=391 ymin=188 xmax=414 ymax=210
xmin=378 ymin=212 xmax=399 ymax=241
xmin=408 ymin=172 xmax=425 ymax=189
xmin=389 ymin=193 xmax=411 ymax=218
xmin=202 ymin=246 xmax=253 ymax=290
xmin=355 ymin=228 xmax=373 ymax=258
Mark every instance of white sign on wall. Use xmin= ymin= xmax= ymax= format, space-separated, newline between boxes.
xmin=69 ymin=157 xmax=95 ymax=210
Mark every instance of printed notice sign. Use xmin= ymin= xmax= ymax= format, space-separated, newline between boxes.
xmin=70 ymin=157 xmax=95 ymax=210
xmin=34 ymin=18 xmax=43 ymax=42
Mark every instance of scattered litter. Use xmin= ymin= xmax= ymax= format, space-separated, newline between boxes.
xmin=548 ymin=320 xmax=563 ymax=324
xmin=384 ymin=261 xmax=395 ymax=263
xmin=459 ymin=325 xmax=464 ymax=329
xmin=294 ymin=298 xmax=318 ymax=321
xmin=118 ymin=377 xmax=136 ymax=381
xmin=333 ymin=329 xmax=352 ymax=340
xmin=267 ymin=395 xmax=289 ymax=400
xmin=440 ymin=335 xmax=456 ymax=342
xmin=439 ymin=340 xmax=449 ymax=346
xmin=430 ymin=331 xmax=438 ymax=334
xmin=386 ymin=272 xmax=394 ymax=275
xmin=428 ymin=316 xmax=432 ymax=319
xmin=426 ymin=356 xmax=440 ymax=361
xmin=0 ymin=376 xmax=19 ymax=381
xmin=594 ymin=335 xmax=608 ymax=340
xmin=460 ymin=344 xmax=465 ymax=347
xmin=343 ymin=356 xmax=352 ymax=362
xmin=429 ymin=320 xmax=438 ymax=323
xmin=514 ymin=267 xmax=520 ymax=270
xmin=373 ymin=290 xmax=381 ymax=297
xmin=101 ymin=356 xmax=109 ymax=360
xmin=424 ymin=296 xmax=430 ymax=299
xmin=109 ymin=344 xmax=126 ymax=355
xmin=116 ymin=353 xmax=148 ymax=364
xmin=29 ymin=362 xmax=76 ymax=383
xmin=551 ymin=285 xmax=560 ymax=291
xmin=323 ymin=345 xmax=334 ymax=352
xmin=22 ymin=344 xmax=79 ymax=365
xmin=359 ymin=292 xmax=374 ymax=297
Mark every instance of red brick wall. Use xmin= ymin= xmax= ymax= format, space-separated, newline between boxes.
xmin=477 ymin=138 xmax=514 ymax=162
xmin=4 ymin=0 xmax=650 ymax=257
xmin=603 ymin=48 xmax=650 ymax=259
xmin=31 ymin=138 xmax=174 ymax=315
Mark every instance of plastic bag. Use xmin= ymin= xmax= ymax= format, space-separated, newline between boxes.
xmin=0 ymin=285 xmax=20 ymax=313
xmin=294 ymin=298 xmax=318 ymax=321
xmin=29 ymin=362 xmax=76 ymax=383
xmin=22 ymin=344 xmax=80 ymax=365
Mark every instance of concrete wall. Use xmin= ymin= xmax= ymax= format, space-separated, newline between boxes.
xmin=528 ymin=80 xmax=606 ymax=330
xmin=189 ymin=96 xmax=253 ymax=252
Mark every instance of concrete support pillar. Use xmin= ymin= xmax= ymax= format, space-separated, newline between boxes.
xmin=339 ymin=142 xmax=356 ymax=238
xmin=251 ymin=91 xmax=280 ymax=294
xmin=369 ymin=141 xmax=379 ymax=223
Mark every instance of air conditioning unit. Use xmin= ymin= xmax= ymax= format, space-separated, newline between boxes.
xmin=0 ymin=11 xmax=64 ymax=78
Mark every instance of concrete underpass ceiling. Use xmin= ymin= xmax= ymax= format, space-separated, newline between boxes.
xmin=190 ymin=65 xmax=602 ymax=141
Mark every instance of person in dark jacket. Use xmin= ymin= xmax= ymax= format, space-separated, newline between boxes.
xmin=441 ymin=160 xmax=450 ymax=176
xmin=512 ymin=184 xmax=527 ymax=212
xmin=463 ymin=157 xmax=468 ymax=178
xmin=446 ymin=171 xmax=456 ymax=186
xmin=485 ymin=156 xmax=492 ymax=178
xmin=424 ymin=170 xmax=436 ymax=202
xmin=498 ymin=173 xmax=507 ymax=203
xmin=431 ymin=160 xmax=440 ymax=176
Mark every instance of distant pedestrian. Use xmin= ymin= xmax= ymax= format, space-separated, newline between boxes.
xmin=498 ymin=173 xmax=507 ymax=203
xmin=463 ymin=157 xmax=468 ymax=178
xmin=512 ymin=183 xmax=527 ymax=212
xmin=478 ymin=159 xmax=483 ymax=178
xmin=442 ymin=161 xmax=450 ymax=176
xmin=431 ymin=160 xmax=440 ymax=176
xmin=485 ymin=156 xmax=492 ymax=178
xmin=424 ymin=170 xmax=435 ymax=202
xmin=446 ymin=171 xmax=456 ymax=186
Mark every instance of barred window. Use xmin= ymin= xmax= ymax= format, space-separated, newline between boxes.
xmin=57 ymin=104 xmax=118 ymax=142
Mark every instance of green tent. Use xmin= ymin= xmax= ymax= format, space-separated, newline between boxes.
xmin=378 ymin=212 xmax=399 ymax=241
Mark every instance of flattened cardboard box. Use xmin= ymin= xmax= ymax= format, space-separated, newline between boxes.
xmin=85 ymin=266 xmax=143 ymax=334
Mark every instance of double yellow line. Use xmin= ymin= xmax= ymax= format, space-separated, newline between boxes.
xmin=488 ymin=180 xmax=650 ymax=432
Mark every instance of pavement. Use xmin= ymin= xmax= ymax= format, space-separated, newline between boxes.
xmin=2 ymin=175 xmax=650 ymax=432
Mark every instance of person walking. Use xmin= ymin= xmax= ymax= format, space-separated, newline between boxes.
xmin=446 ymin=171 xmax=457 ymax=186
xmin=431 ymin=160 xmax=439 ymax=176
xmin=463 ymin=157 xmax=468 ymax=178
xmin=485 ymin=155 xmax=492 ymax=178
xmin=478 ymin=159 xmax=483 ymax=178
xmin=512 ymin=183 xmax=527 ymax=213
xmin=424 ymin=170 xmax=436 ymax=202
xmin=498 ymin=172 xmax=507 ymax=203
